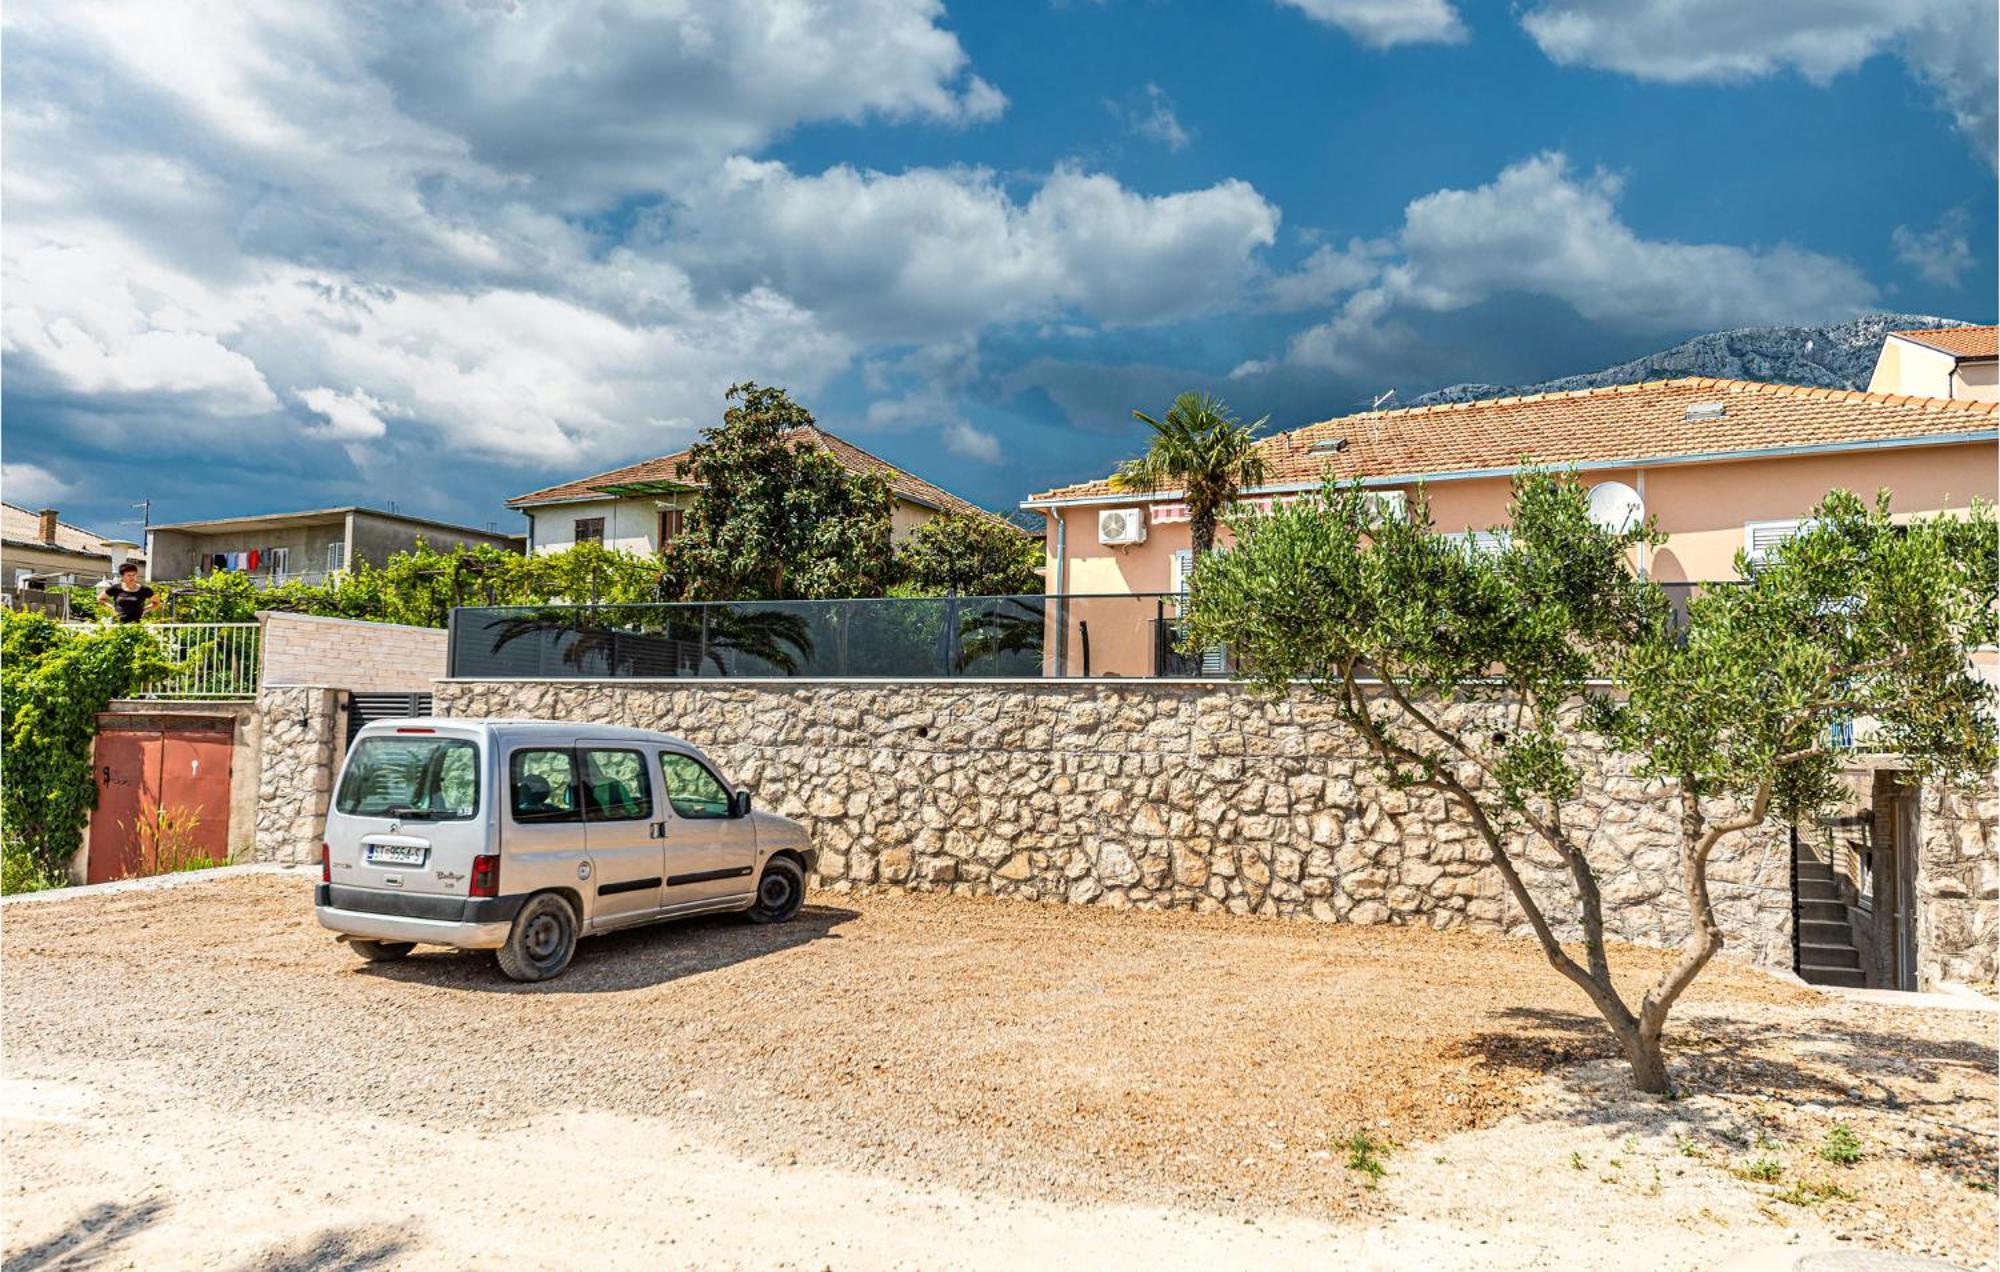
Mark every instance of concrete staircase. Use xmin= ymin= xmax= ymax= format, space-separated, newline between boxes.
xmin=1795 ymin=842 xmax=1866 ymax=988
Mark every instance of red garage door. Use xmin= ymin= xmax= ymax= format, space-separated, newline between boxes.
xmin=88 ymin=721 xmax=233 ymax=883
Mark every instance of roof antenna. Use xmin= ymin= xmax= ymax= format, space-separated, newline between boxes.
xmin=1371 ymin=389 xmax=1397 ymax=411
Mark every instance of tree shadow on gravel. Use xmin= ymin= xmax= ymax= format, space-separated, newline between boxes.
xmin=1451 ymin=1005 xmax=2000 ymax=1136
xmin=355 ymin=903 xmax=859 ymax=995
xmin=230 ymin=1225 xmax=412 ymax=1271
xmin=6 ymin=1197 xmax=166 ymax=1269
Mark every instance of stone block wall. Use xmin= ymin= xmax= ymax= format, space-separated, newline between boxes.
xmin=1919 ymin=780 xmax=1999 ymax=988
xmin=426 ymin=680 xmax=1797 ymax=969
xmin=253 ymin=686 xmax=344 ymax=865
xmin=258 ymin=611 xmax=445 ymax=693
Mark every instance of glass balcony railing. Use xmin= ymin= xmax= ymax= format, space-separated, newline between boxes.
xmin=445 ymin=593 xmax=1229 ymax=681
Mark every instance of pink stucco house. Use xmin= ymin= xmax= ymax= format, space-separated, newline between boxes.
xmin=1025 ymin=331 xmax=1998 ymax=605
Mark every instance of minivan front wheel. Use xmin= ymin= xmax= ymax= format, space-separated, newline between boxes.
xmin=747 ymin=857 xmax=805 ymax=924
xmin=496 ymin=893 xmax=579 ymax=982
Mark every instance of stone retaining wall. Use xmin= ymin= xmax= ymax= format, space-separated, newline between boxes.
xmin=1919 ymin=781 xmax=1998 ymax=988
xmin=428 ymin=680 xmax=1797 ymax=969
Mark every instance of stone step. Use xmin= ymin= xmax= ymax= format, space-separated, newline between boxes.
xmin=1799 ymin=941 xmax=1860 ymax=969
xmin=1794 ymin=861 xmax=1837 ymax=881
xmin=1798 ymin=899 xmax=1848 ymax=925
xmin=1797 ymin=881 xmax=1842 ymax=903
xmin=1798 ymin=919 xmax=1855 ymax=946
xmin=1800 ymin=965 xmax=1867 ymax=989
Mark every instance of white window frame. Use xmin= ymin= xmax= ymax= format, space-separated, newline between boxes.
xmin=1362 ymin=490 xmax=1407 ymax=523
xmin=326 ymin=541 xmax=346 ymax=575
xmin=1744 ymin=518 xmax=1806 ymax=566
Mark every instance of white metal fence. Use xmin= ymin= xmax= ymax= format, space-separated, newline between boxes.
xmin=134 ymin=623 xmax=263 ymax=700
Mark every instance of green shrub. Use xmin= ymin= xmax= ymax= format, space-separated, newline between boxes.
xmin=1819 ymin=1124 xmax=1863 ymax=1166
xmin=1 ymin=612 xmax=176 ymax=886
xmin=1343 ymin=1131 xmax=1388 ymax=1186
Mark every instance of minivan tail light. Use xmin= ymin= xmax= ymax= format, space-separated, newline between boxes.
xmin=320 ymin=843 xmax=331 ymax=883
xmin=470 ymin=854 xmax=500 ymax=898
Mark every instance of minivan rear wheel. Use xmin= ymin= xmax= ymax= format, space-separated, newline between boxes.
xmin=348 ymin=938 xmax=415 ymax=962
xmin=496 ymin=892 xmax=579 ymax=982
xmin=747 ymin=857 xmax=805 ymax=924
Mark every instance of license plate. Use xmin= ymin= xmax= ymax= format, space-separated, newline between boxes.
xmin=366 ymin=843 xmax=427 ymax=867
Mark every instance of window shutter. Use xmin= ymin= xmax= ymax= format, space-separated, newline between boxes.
xmin=1170 ymin=548 xmax=1195 ymax=595
xmin=1744 ymin=519 xmax=1801 ymax=563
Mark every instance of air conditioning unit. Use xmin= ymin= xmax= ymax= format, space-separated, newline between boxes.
xmin=1098 ymin=507 xmax=1148 ymax=546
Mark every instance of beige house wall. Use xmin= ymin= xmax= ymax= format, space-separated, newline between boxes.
xmin=2 ymin=541 xmax=119 ymax=587
xmin=1953 ymin=361 xmax=1999 ymax=402
xmin=1867 ymin=338 xmax=1959 ymax=397
xmin=527 ymin=493 xmax=945 ymax=557
xmin=1041 ymin=440 xmax=1997 ymax=594
xmin=1867 ymin=336 xmax=1997 ymax=403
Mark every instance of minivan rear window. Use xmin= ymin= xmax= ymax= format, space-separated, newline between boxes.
xmin=336 ymin=737 xmax=479 ymax=820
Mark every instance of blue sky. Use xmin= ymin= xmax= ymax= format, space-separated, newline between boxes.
xmin=3 ymin=0 xmax=1993 ymax=538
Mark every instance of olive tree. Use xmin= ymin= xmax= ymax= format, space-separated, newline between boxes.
xmin=1602 ymin=490 xmax=1996 ymax=1083
xmin=1182 ymin=475 xmax=1995 ymax=1093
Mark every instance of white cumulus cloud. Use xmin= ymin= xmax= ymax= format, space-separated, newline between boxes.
xmin=1282 ymin=152 xmax=1876 ymax=372
xmin=1519 ymin=0 xmax=1997 ymax=167
xmin=1276 ymin=0 xmax=1467 ymax=47
xmin=0 ymin=0 xmax=1283 ymax=484
xmin=1891 ymin=209 xmax=1976 ymax=289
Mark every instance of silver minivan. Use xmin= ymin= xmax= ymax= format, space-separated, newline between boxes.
xmin=315 ymin=718 xmax=816 ymax=981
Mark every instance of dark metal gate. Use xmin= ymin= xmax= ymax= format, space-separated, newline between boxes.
xmin=345 ymin=692 xmax=434 ymax=751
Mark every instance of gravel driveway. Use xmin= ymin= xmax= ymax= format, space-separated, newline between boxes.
xmin=4 ymin=873 xmax=1993 ymax=1269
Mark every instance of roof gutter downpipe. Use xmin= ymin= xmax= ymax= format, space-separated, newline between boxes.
xmin=1051 ymin=509 xmax=1068 ymax=677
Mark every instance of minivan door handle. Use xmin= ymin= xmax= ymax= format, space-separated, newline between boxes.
xmin=649 ymin=821 xmax=667 ymax=839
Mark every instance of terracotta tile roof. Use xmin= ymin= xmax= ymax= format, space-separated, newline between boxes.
xmin=0 ymin=502 xmax=143 ymax=562
xmin=509 ymin=426 xmax=1021 ymax=531
xmin=1889 ymin=324 xmax=1998 ymax=360
xmin=1025 ymin=376 xmax=1999 ymax=505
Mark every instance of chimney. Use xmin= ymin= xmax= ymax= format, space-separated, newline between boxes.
xmin=36 ymin=509 xmax=58 ymax=544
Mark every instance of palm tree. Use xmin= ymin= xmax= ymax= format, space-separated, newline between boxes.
xmin=1110 ymin=391 xmax=1267 ymax=557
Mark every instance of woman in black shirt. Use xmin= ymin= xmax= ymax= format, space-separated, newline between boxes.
xmin=99 ymin=562 xmax=159 ymax=623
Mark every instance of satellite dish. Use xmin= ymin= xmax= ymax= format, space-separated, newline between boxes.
xmin=1587 ymin=481 xmax=1645 ymax=534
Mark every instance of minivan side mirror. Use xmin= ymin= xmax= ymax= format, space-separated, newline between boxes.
xmin=731 ymin=789 xmax=752 ymax=818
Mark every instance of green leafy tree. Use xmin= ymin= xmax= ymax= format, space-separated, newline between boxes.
xmin=894 ymin=513 xmax=1040 ymax=597
xmin=2 ymin=612 xmax=177 ymax=888
xmin=514 ymin=541 xmax=664 ymax=609
xmin=668 ymin=383 xmax=894 ymax=600
xmin=1111 ymin=391 xmax=1267 ymax=556
xmin=1601 ymin=492 xmax=1996 ymax=1086
xmin=1183 ymin=475 xmax=1993 ymax=1093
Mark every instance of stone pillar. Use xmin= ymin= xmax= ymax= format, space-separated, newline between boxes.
xmin=1918 ymin=780 xmax=1999 ymax=989
xmin=252 ymin=686 xmax=346 ymax=863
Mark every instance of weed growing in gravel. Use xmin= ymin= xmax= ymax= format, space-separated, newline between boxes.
xmin=1343 ymin=1132 xmax=1387 ymax=1187
xmin=1818 ymin=1125 xmax=1863 ymax=1166
xmin=1676 ymin=1134 xmax=1706 ymax=1160
xmin=1734 ymin=1158 xmax=1783 ymax=1183
xmin=1774 ymin=1179 xmax=1857 ymax=1207
xmin=1754 ymin=1130 xmax=1781 ymax=1152
xmin=1569 ymin=1151 xmax=1585 ymax=1171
